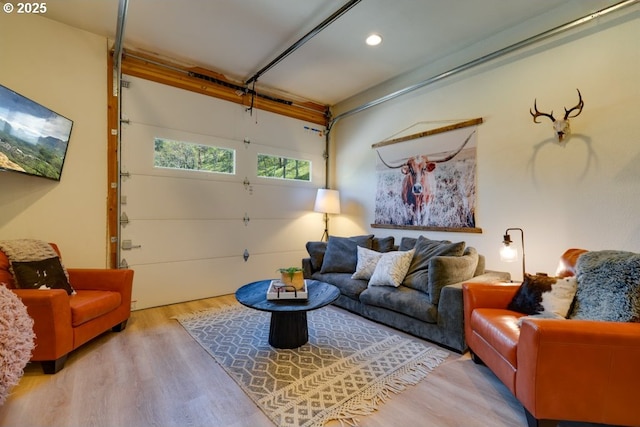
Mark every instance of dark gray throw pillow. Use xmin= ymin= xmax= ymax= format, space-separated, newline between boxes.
xmin=320 ymin=235 xmax=373 ymax=273
xmin=305 ymin=241 xmax=327 ymax=271
xmin=428 ymin=247 xmax=479 ymax=304
xmin=12 ymin=257 xmax=75 ymax=295
xmin=371 ymin=236 xmax=395 ymax=253
xmin=402 ymin=237 xmax=466 ymax=293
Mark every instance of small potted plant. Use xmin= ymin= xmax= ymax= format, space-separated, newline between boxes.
xmin=277 ymin=267 xmax=304 ymax=290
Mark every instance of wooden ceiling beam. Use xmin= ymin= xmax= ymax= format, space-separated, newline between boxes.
xmin=119 ymin=51 xmax=329 ymax=127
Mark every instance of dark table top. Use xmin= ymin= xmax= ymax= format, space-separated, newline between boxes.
xmin=235 ymin=279 xmax=340 ymax=313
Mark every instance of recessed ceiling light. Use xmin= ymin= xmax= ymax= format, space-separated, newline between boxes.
xmin=366 ymin=33 xmax=382 ymax=46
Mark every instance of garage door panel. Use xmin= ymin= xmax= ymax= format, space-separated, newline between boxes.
xmin=120 ymin=219 xmax=249 ymax=265
xmin=122 ymin=175 xmax=245 ymax=220
xmin=131 ymin=249 xmax=310 ymax=310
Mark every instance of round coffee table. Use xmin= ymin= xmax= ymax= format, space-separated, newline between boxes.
xmin=235 ymin=279 xmax=340 ymax=349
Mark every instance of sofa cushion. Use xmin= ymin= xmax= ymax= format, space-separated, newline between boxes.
xmin=70 ymin=290 xmax=122 ymax=327
xmin=11 ymin=257 xmax=75 ymax=295
xmin=311 ymin=272 xmax=368 ymax=301
xmin=402 ymin=237 xmax=466 ymax=293
xmin=319 ymin=235 xmax=373 ymax=273
xmin=351 ymin=246 xmax=383 ymax=280
xmin=571 ymin=250 xmax=640 ymax=322
xmin=369 ymin=249 xmax=415 ymax=288
xmin=428 ymin=247 xmax=479 ymax=304
xmin=360 ymin=285 xmax=438 ymax=323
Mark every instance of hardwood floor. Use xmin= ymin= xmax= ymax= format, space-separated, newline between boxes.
xmin=0 ymin=294 xmax=533 ymax=427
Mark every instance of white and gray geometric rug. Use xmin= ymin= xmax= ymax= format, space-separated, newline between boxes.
xmin=174 ymin=303 xmax=448 ymax=427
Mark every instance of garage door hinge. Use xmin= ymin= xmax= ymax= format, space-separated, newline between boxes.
xmin=243 ymin=249 xmax=250 ymax=262
xmin=243 ymin=213 xmax=250 ymax=226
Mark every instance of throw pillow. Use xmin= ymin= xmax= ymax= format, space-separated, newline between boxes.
xmin=402 ymin=237 xmax=466 ymax=292
xmin=11 ymin=257 xmax=75 ymax=295
xmin=508 ymin=274 xmax=560 ymax=315
xmin=305 ymin=241 xmax=327 ymax=271
xmin=371 ymin=236 xmax=395 ymax=253
xmin=540 ymin=277 xmax=577 ymax=318
xmin=427 ymin=246 xmax=478 ymax=304
xmin=319 ymin=235 xmax=373 ymax=274
xmin=399 ymin=235 xmax=451 ymax=251
xmin=571 ymin=250 xmax=640 ymax=322
xmin=351 ymin=246 xmax=383 ymax=280
xmin=369 ymin=249 xmax=415 ymax=287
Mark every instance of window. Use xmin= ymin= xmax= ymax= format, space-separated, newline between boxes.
xmin=154 ymin=138 xmax=235 ymax=174
xmin=257 ymin=153 xmax=311 ymax=182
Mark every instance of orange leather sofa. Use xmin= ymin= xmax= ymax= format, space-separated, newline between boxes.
xmin=0 ymin=244 xmax=134 ymax=374
xmin=463 ymin=250 xmax=640 ymax=427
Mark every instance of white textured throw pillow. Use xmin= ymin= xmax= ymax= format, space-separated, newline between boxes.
xmin=369 ymin=249 xmax=415 ymax=287
xmin=351 ymin=246 xmax=383 ymax=280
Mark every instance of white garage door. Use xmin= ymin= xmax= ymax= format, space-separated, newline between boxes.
xmin=119 ymin=76 xmax=327 ymax=309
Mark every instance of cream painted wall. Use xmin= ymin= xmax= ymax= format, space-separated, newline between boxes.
xmin=0 ymin=13 xmax=108 ymax=267
xmin=331 ymin=10 xmax=640 ymax=281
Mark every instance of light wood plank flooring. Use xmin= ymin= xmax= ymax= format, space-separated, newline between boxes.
xmin=0 ymin=295 xmax=537 ymax=426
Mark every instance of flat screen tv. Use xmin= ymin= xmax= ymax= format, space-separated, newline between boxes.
xmin=0 ymin=84 xmax=73 ymax=181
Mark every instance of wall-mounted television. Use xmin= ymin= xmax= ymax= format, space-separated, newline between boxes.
xmin=0 ymin=84 xmax=73 ymax=181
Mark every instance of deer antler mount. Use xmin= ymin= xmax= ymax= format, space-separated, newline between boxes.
xmin=530 ymin=89 xmax=584 ymax=142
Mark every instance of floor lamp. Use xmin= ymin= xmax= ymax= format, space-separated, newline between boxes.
xmin=500 ymin=227 xmax=526 ymax=282
xmin=314 ymin=189 xmax=341 ymax=241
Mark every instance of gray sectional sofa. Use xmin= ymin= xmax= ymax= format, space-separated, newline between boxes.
xmin=302 ymin=234 xmax=509 ymax=353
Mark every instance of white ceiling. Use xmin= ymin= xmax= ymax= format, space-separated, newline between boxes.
xmin=42 ymin=0 xmax=624 ymax=106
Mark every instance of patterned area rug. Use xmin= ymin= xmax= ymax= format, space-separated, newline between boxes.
xmin=174 ymin=303 xmax=448 ymax=427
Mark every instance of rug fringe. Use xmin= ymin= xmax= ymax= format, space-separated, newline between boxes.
xmin=170 ymin=302 xmax=243 ymax=322
xmin=313 ymin=347 xmax=448 ymax=427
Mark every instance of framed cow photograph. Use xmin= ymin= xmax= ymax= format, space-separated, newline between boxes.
xmin=371 ymin=119 xmax=482 ymax=233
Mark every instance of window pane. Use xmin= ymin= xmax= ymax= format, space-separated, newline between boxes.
xmin=257 ymin=153 xmax=311 ymax=182
xmin=154 ymin=138 xmax=235 ymax=174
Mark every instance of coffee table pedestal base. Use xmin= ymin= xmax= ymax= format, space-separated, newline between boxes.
xmin=269 ymin=311 xmax=308 ymax=349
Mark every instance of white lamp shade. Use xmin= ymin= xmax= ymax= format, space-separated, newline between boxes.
xmin=314 ymin=189 xmax=341 ymax=214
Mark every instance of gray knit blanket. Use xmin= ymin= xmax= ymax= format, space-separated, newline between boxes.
xmin=572 ymin=250 xmax=640 ymax=322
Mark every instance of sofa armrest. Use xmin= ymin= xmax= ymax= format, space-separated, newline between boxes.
xmin=302 ymin=258 xmax=314 ymax=279
xmin=68 ymin=268 xmax=133 ymax=294
xmin=462 ymin=282 xmax=520 ymax=311
xmin=516 ymin=319 xmax=640 ymax=425
xmin=11 ymin=288 xmax=74 ymax=360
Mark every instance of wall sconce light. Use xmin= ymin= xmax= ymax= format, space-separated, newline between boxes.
xmin=500 ymin=227 xmax=526 ymax=282
xmin=314 ymin=189 xmax=341 ymax=241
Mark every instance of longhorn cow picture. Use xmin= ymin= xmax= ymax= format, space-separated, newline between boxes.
xmin=374 ymin=129 xmax=477 ymax=228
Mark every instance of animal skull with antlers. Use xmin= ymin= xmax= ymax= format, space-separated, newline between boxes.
xmin=530 ymin=89 xmax=584 ymax=142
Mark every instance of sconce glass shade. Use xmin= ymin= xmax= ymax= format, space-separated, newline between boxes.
xmin=314 ymin=189 xmax=341 ymax=214
xmin=500 ymin=243 xmax=518 ymax=262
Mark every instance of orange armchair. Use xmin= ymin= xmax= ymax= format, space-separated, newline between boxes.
xmin=463 ymin=274 xmax=640 ymax=426
xmin=0 ymin=244 xmax=133 ymax=374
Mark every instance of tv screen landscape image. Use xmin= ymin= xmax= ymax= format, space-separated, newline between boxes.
xmin=0 ymin=84 xmax=73 ymax=181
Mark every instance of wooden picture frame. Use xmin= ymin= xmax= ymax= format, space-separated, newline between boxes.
xmin=371 ymin=118 xmax=483 ymax=233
